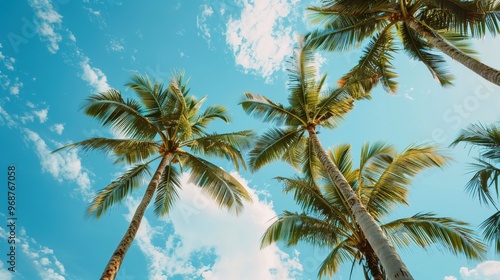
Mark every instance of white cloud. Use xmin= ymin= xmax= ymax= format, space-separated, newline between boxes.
xmin=34 ymin=108 xmax=49 ymax=123
xmin=225 ymin=0 xmax=299 ymax=81
xmin=80 ymin=57 xmax=110 ymax=93
xmin=108 ymin=38 xmax=125 ymax=52
xmin=27 ymin=101 xmax=35 ymax=108
xmin=126 ymin=172 xmax=303 ymax=279
xmin=9 ymin=80 xmax=23 ymax=95
xmin=24 ymin=129 xmax=94 ymax=202
xmin=50 ymin=123 xmax=65 ymax=135
xmin=68 ymin=31 xmax=76 ymax=42
xmin=28 ymin=0 xmax=63 ymax=54
xmin=19 ymin=228 xmax=66 ymax=280
xmin=445 ymin=261 xmax=500 ymax=280
xmin=0 ymin=106 xmax=17 ymax=127
xmin=0 ymin=261 xmax=13 ymax=280
xmin=197 ymin=5 xmax=214 ymax=45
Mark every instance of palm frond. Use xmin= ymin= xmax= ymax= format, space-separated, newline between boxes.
xmin=306 ymin=12 xmax=390 ymax=52
xmin=315 ymin=88 xmax=354 ymax=129
xmin=383 ymin=212 xmax=487 ymax=260
xmin=317 ymin=240 xmax=357 ymax=279
xmin=261 ymin=211 xmax=338 ymax=248
xmin=248 ymin=127 xmax=304 ymax=172
xmin=464 ymin=159 xmax=500 ymax=206
xmin=185 ymin=130 xmax=255 ymax=171
xmin=286 ymin=43 xmax=320 ymax=121
xmin=240 ymin=92 xmax=304 ymax=126
xmin=182 ymin=152 xmax=251 ymax=214
xmin=153 ymin=163 xmax=182 ymax=216
xmin=86 ymin=160 xmax=155 ymax=218
xmin=83 ymin=89 xmax=159 ymax=140
xmin=339 ymin=27 xmax=399 ymax=94
xmin=367 ymin=144 xmax=450 ymax=218
xmin=479 ymin=210 xmax=500 ymax=253
xmin=126 ymin=74 xmax=168 ymax=122
xmin=192 ymin=104 xmax=230 ymax=135
xmin=398 ymin=22 xmax=454 ymax=86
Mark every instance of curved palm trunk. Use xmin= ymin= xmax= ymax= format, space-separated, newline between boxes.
xmin=100 ymin=155 xmax=170 ymax=280
xmin=407 ymin=19 xmax=500 ymax=87
xmin=307 ymin=128 xmax=413 ymax=280
xmin=363 ymin=241 xmax=386 ymax=280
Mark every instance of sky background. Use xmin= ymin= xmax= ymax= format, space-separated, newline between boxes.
xmin=1 ymin=0 xmax=500 ymax=279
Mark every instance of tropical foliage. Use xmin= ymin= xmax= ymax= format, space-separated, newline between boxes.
xmin=306 ymin=0 xmax=500 ymax=92
xmin=241 ymin=41 xmax=415 ymax=279
xmin=54 ymin=73 xmax=253 ymax=279
xmin=451 ymin=122 xmax=500 ymax=253
xmin=262 ymin=142 xmax=487 ymax=279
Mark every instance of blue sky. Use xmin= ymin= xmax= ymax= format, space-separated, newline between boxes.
xmin=1 ymin=0 xmax=500 ymax=279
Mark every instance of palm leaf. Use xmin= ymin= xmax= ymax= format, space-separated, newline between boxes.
xmin=192 ymin=104 xmax=230 ymax=135
xmin=383 ymin=212 xmax=487 ymax=260
xmin=248 ymin=127 xmax=303 ymax=172
xmin=339 ymin=27 xmax=399 ymax=94
xmin=397 ymin=21 xmax=454 ymax=86
xmin=261 ymin=211 xmax=338 ymax=248
xmin=182 ymin=152 xmax=251 ymax=214
xmin=83 ymin=89 xmax=160 ymax=140
xmin=153 ymin=163 xmax=182 ymax=216
xmin=479 ymin=210 xmax=500 ymax=253
xmin=367 ymin=144 xmax=450 ymax=218
xmin=317 ymin=240 xmax=357 ymax=279
xmin=87 ymin=160 xmax=155 ymax=218
xmin=314 ymin=88 xmax=354 ymax=129
xmin=53 ymin=138 xmax=159 ymax=165
xmin=240 ymin=92 xmax=303 ymax=126
xmin=185 ymin=130 xmax=254 ymax=171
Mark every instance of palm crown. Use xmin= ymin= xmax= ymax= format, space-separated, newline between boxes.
xmin=262 ymin=142 xmax=486 ymax=279
xmin=241 ymin=42 xmax=354 ymax=175
xmin=58 ymin=73 xmax=253 ymax=217
xmin=451 ymin=122 xmax=500 ymax=252
xmin=306 ymin=0 xmax=500 ymax=92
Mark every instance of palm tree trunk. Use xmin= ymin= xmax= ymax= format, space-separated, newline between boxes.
xmin=307 ymin=128 xmax=413 ymax=280
xmin=363 ymin=240 xmax=386 ymax=280
xmin=407 ymin=18 xmax=500 ymax=87
xmin=100 ymin=155 xmax=170 ymax=280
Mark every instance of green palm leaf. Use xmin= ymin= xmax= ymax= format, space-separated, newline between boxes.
xmin=185 ymin=130 xmax=254 ymax=171
xmin=383 ymin=212 xmax=487 ymax=259
xmin=248 ymin=127 xmax=303 ymax=172
xmin=53 ymin=138 xmax=158 ymax=165
xmin=318 ymin=240 xmax=357 ymax=279
xmin=87 ymin=160 xmax=154 ymax=218
xmin=397 ymin=22 xmax=454 ymax=86
xmin=182 ymin=152 xmax=251 ymax=214
xmin=240 ymin=92 xmax=303 ymax=126
xmin=480 ymin=210 xmax=500 ymax=253
xmin=83 ymin=89 xmax=159 ymax=140
xmin=153 ymin=163 xmax=182 ymax=216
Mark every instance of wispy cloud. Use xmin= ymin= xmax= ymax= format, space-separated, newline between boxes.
xmin=197 ymin=5 xmax=215 ymax=46
xmin=9 ymin=78 xmax=23 ymax=95
xmin=19 ymin=228 xmax=66 ymax=280
xmin=28 ymin=0 xmax=63 ymax=54
xmin=445 ymin=261 xmax=500 ymax=280
xmin=33 ymin=108 xmax=49 ymax=123
xmin=50 ymin=123 xmax=65 ymax=135
xmin=126 ymin=172 xmax=303 ymax=279
xmin=225 ymin=0 xmax=299 ymax=82
xmin=80 ymin=56 xmax=110 ymax=93
xmin=24 ymin=128 xmax=94 ymax=202
xmin=0 ymin=106 xmax=17 ymax=127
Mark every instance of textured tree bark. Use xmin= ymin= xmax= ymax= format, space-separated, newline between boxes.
xmin=307 ymin=128 xmax=414 ymax=280
xmin=407 ymin=18 xmax=500 ymax=87
xmin=100 ymin=155 xmax=170 ymax=280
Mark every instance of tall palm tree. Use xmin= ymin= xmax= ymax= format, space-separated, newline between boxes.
xmin=306 ymin=0 xmax=500 ymax=92
xmin=451 ymin=122 xmax=500 ymax=253
xmin=241 ymin=42 xmax=415 ymax=279
xmin=261 ymin=142 xmax=486 ymax=279
xmin=54 ymin=73 xmax=253 ymax=280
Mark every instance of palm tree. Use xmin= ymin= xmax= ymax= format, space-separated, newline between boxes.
xmin=261 ymin=142 xmax=486 ymax=279
xmin=451 ymin=122 xmax=500 ymax=253
xmin=306 ymin=0 xmax=500 ymax=92
xmin=241 ymin=42 xmax=415 ymax=279
xmin=54 ymin=73 xmax=253 ymax=280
